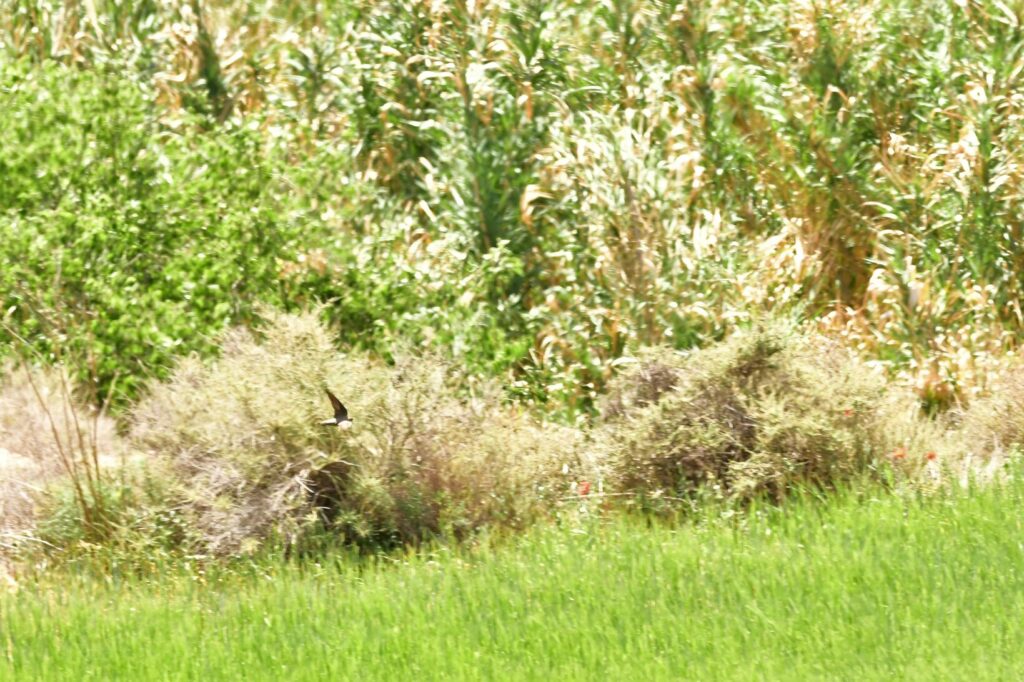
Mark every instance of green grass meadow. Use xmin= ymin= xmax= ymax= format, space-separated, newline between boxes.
xmin=5 ymin=477 xmax=1024 ymax=681
xmin=5 ymin=1 xmax=1024 ymax=678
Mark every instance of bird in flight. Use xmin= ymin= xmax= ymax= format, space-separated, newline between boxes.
xmin=321 ymin=389 xmax=353 ymax=429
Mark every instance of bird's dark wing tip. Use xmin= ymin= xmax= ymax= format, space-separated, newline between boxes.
xmin=325 ymin=388 xmax=348 ymax=420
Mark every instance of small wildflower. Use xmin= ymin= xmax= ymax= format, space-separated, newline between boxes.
xmin=579 ymin=481 xmax=591 ymax=496
xmin=843 ymin=408 xmax=854 ymax=418
xmin=891 ymin=447 xmax=907 ymax=461
xmin=925 ymin=451 xmax=938 ymax=461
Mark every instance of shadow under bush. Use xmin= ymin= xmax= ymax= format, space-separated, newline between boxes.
xmin=130 ymin=310 xmax=580 ymax=556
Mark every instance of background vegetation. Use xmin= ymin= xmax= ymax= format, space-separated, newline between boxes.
xmin=3 ymin=0 xmax=1023 ymax=416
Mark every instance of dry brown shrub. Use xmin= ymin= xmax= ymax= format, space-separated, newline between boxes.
xmin=598 ymin=322 xmax=927 ymax=503
xmin=131 ymin=310 xmax=580 ymax=555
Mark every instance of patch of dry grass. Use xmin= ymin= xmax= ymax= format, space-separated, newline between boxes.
xmin=0 ymin=364 xmax=123 ymax=540
xmin=951 ymin=363 xmax=1024 ymax=479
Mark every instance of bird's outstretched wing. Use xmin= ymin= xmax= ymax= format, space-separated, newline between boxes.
xmin=325 ymin=388 xmax=349 ymax=422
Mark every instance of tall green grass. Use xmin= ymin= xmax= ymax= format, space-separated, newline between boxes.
xmin=5 ymin=477 xmax=1024 ymax=680
xmin=4 ymin=0 xmax=1024 ymax=414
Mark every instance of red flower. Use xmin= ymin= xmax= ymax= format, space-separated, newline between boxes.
xmin=925 ymin=452 xmax=938 ymax=461
xmin=579 ymin=481 xmax=591 ymax=496
xmin=891 ymin=447 xmax=907 ymax=461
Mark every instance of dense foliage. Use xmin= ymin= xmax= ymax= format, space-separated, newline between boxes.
xmin=3 ymin=0 xmax=1023 ymax=415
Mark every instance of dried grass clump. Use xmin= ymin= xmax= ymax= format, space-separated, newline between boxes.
xmin=599 ymin=323 xmax=912 ymax=503
xmin=0 ymin=364 xmax=122 ymax=469
xmin=0 ymin=364 xmax=123 ymax=537
xmin=131 ymin=310 xmax=578 ymax=555
xmin=0 ymin=446 xmax=39 ymax=539
xmin=956 ymin=364 xmax=1024 ymax=467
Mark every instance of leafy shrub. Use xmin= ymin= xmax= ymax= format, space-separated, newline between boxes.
xmin=130 ymin=310 xmax=580 ymax=555
xmin=0 ymin=62 xmax=327 ymax=404
xmin=600 ymin=323 xmax=908 ymax=504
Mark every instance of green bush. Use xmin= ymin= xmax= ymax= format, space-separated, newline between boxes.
xmin=32 ymin=466 xmax=186 ymax=567
xmin=0 ymin=62 xmax=319 ymax=403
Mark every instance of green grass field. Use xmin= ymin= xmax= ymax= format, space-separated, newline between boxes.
xmin=4 ymin=3 xmax=1024 ymax=678
xmin=5 ymin=478 xmax=1024 ymax=681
